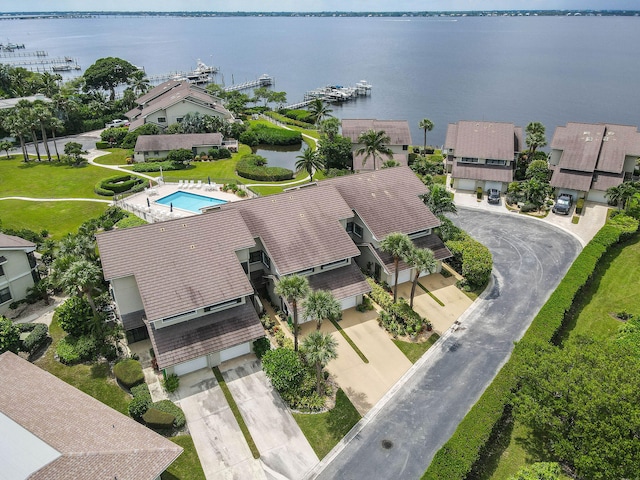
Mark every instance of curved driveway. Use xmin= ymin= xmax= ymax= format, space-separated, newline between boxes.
xmin=312 ymin=208 xmax=582 ymax=480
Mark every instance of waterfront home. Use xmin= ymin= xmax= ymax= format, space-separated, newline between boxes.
xmin=341 ymin=119 xmax=412 ymax=170
xmin=445 ymin=121 xmax=522 ymax=192
xmin=548 ymin=122 xmax=640 ymax=203
xmin=125 ymin=79 xmax=234 ymax=131
xmin=133 ymin=133 xmax=238 ymax=162
xmin=0 ymin=233 xmax=39 ymax=315
xmin=0 ymin=351 xmax=183 ymax=479
xmin=96 ymin=167 xmax=450 ymax=376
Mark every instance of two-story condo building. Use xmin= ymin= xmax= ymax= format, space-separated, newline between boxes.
xmin=96 ymin=167 xmax=451 ymax=376
xmin=341 ymin=119 xmax=412 ymax=170
xmin=0 ymin=233 xmax=39 ymax=315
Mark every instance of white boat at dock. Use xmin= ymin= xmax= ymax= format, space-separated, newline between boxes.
xmin=186 ymin=59 xmax=218 ymax=84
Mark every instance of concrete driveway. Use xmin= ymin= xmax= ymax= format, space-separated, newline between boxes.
xmin=176 ymin=356 xmax=317 ymax=480
xmin=311 ymin=208 xmax=582 ymax=480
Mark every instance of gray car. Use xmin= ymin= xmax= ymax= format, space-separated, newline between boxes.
xmin=487 ymin=188 xmax=501 ymax=204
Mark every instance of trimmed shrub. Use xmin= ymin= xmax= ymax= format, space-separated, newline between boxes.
xmin=56 ymin=335 xmax=96 ymax=364
xmin=130 ymin=383 xmax=151 ymax=400
xmin=151 ymin=399 xmax=186 ymax=428
xmin=239 ymin=123 xmax=302 ymax=146
xmin=207 ymin=147 xmax=232 ymax=160
xmin=95 ymin=174 xmax=147 ymax=197
xmin=131 ymin=160 xmax=185 ymax=172
xmin=56 ymin=337 xmax=79 ymax=364
xmin=142 ymin=407 xmax=176 ymax=429
xmin=262 ymin=347 xmax=305 ymax=393
xmin=128 ymin=394 xmax=151 ymax=420
xmin=236 ymin=154 xmax=294 ymax=182
xmin=366 ymin=278 xmax=394 ymax=310
xmin=575 ymin=197 xmax=585 ymax=214
xmin=520 ymin=202 xmax=538 ymax=213
xmin=95 ymin=141 xmax=110 ymax=149
xmin=253 ymin=337 xmax=271 ymax=359
xmin=56 ymin=296 xmax=92 ymax=337
xmin=113 ymin=359 xmax=145 ymax=389
xmin=22 ymin=323 xmax=48 ymax=354
xmin=446 ymin=237 xmax=493 ymax=288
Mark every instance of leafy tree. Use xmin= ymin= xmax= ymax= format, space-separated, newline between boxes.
xmin=252 ymin=86 xmax=271 ymax=106
xmin=0 ymin=316 xmax=21 ymax=354
xmin=83 ymin=57 xmax=137 ymax=101
xmin=520 ymin=178 xmax=552 ymax=209
xmin=275 ymin=275 xmax=310 ymax=352
xmin=224 ymin=91 xmax=250 ymax=115
xmin=295 ymin=147 xmax=323 ymax=182
xmin=319 ymin=117 xmax=340 ymax=141
xmin=508 ymin=462 xmax=561 ymax=480
xmin=0 ymin=140 xmax=12 ymax=158
xmin=404 ymin=247 xmax=437 ymax=308
xmin=421 ymin=183 xmax=457 ymax=216
xmin=121 ymin=123 xmax=161 ymax=149
xmin=419 ymin=118 xmax=434 ymax=152
xmin=261 ymin=347 xmax=305 ymax=393
xmin=63 ymin=141 xmax=87 ymax=166
xmin=356 ymin=129 xmax=393 ymax=170
xmin=380 ymin=232 xmax=413 ymax=302
xmin=317 ymin=134 xmax=352 ymax=170
xmin=268 ymin=91 xmax=287 ymax=109
xmin=166 ymin=148 xmax=194 ymax=166
xmin=302 ymin=331 xmax=338 ymax=394
xmin=56 ymin=296 xmax=93 ymax=337
xmin=303 ymin=290 xmax=341 ymax=331
xmin=525 ymin=121 xmax=547 ymax=155
xmin=514 ymin=338 xmax=640 ymax=480
xmin=307 ymin=98 xmax=333 ymax=126
xmin=525 ymin=159 xmax=550 ymax=182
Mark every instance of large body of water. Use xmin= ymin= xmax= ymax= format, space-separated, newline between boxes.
xmin=2 ymin=15 xmax=640 ymax=145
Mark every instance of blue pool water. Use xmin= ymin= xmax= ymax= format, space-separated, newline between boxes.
xmin=156 ymin=191 xmax=227 ymax=213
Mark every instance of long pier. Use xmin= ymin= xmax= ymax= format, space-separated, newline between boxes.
xmin=223 ymin=74 xmax=273 ymax=92
xmin=282 ymin=80 xmax=372 ymax=110
xmin=0 ymin=50 xmax=47 ymax=59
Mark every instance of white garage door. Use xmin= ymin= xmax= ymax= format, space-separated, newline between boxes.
xmin=485 ymin=181 xmax=503 ymax=192
xmin=397 ymin=269 xmax=412 ymax=285
xmin=173 ymin=356 xmax=208 ymax=376
xmin=587 ymin=190 xmax=607 ymax=204
xmin=457 ymin=179 xmax=476 ymax=191
xmin=219 ymin=342 xmax=251 ymax=363
xmin=340 ymin=296 xmax=357 ymax=310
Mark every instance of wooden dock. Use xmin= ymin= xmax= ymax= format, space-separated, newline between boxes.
xmin=223 ymin=74 xmax=273 ymax=92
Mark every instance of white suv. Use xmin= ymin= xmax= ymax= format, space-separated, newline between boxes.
xmin=105 ymin=119 xmax=129 ymax=128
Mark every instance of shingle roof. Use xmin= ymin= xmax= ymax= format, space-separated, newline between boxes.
xmin=135 ymin=79 xmax=184 ymax=106
xmin=148 ymin=302 xmax=263 ymax=369
xmin=320 ymin=167 xmax=441 ymax=240
xmin=591 ymin=171 xmax=625 ymax=191
xmin=597 ymin=124 xmax=640 ymax=172
xmin=374 ymin=234 xmax=452 ymax=274
xmin=342 ymin=119 xmax=412 ymax=145
xmin=352 ymin=152 xmax=407 ymax=171
xmin=445 ymin=121 xmax=522 ymax=160
xmin=0 ymin=352 xmax=182 ymax=480
xmin=97 ymin=209 xmax=255 ymax=322
xmin=452 ymin=162 xmax=514 ymax=183
xmin=550 ymin=168 xmax=594 ymax=191
xmin=224 ymin=186 xmax=359 ymax=275
xmin=306 ymin=262 xmax=371 ymax=301
xmin=0 ymin=232 xmax=36 ymax=251
xmin=135 ymin=133 xmax=223 ymax=152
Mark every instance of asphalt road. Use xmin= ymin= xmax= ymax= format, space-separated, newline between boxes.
xmin=313 ymin=208 xmax=582 ymax=480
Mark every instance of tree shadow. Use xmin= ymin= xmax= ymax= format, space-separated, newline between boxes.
xmin=90 ymin=362 xmax=110 ymax=379
xmin=466 ymin=407 xmax=515 ymax=480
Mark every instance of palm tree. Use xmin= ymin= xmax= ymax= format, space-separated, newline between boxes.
xmin=356 ymin=129 xmax=393 ymax=171
xmin=295 ymin=147 xmax=324 ymax=182
xmin=0 ymin=140 xmax=12 ymax=159
xmin=380 ymin=232 xmax=413 ymax=302
xmin=606 ymin=182 xmax=639 ymax=210
xmin=307 ymin=98 xmax=333 ymax=126
xmin=525 ymin=122 xmax=547 ymax=155
xmin=421 ymin=183 xmax=457 ymax=216
xmin=303 ymin=290 xmax=341 ymax=331
xmin=275 ymin=274 xmax=310 ymax=351
xmin=301 ymin=330 xmax=338 ymax=394
xmin=16 ymin=100 xmax=42 ymax=162
xmin=55 ymin=258 xmax=104 ymax=317
xmin=404 ymin=247 xmax=437 ymax=309
xmin=419 ymin=118 xmax=434 ymax=153
xmin=33 ymin=102 xmax=53 ymax=161
xmin=3 ymin=110 xmax=30 ymax=162
xmin=48 ymin=117 xmax=64 ymax=161
xmin=130 ymin=70 xmax=151 ymax=96
xmin=37 ymin=71 xmax=62 ymax=98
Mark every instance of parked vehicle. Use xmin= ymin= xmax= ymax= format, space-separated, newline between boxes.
xmin=487 ymin=188 xmax=501 ymax=204
xmin=105 ymin=119 xmax=129 ymax=128
xmin=552 ymin=193 xmax=573 ymax=214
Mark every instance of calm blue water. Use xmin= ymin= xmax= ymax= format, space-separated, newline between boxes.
xmin=2 ymin=15 xmax=640 ymax=145
xmin=156 ymin=191 xmax=227 ymax=213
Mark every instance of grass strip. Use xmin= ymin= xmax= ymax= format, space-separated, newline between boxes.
xmin=329 ymin=318 xmax=369 ymax=363
xmin=293 ymin=389 xmax=361 ymax=459
xmin=418 ymin=282 xmax=445 ymax=306
xmin=163 ymin=435 xmax=206 ymax=480
xmin=393 ymin=333 xmax=440 ymax=363
xmin=212 ymin=367 xmax=260 ymax=459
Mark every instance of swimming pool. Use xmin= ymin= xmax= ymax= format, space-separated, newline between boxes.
xmin=156 ymin=191 xmax=227 ymax=213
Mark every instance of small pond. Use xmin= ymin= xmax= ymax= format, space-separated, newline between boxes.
xmin=252 ymin=144 xmax=304 ymax=171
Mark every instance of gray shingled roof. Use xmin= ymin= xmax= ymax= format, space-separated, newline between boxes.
xmin=452 ymin=162 xmax=515 ymax=183
xmin=135 ymin=79 xmax=184 ymax=106
xmin=0 ymin=232 xmax=36 ymax=250
xmin=135 ymin=133 xmax=223 ymax=152
xmin=224 ymin=186 xmax=360 ymax=275
xmin=320 ymin=167 xmax=441 ymax=241
xmin=0 ymin=352 xmax=182 ymax=480
xmin=342 ymin=119 xmax=412 ymax=145
xmin=148 ymin=302 xmax=263 ymax=369
xmin=445 ymin=121 xmax=522 ymax=160
xmin=591 ymin=172 xmax=625 ymax=191
xmin=97 ymin=209 xmax=255 ymax=322
xmin=352 ymin=152 xmax=407 ymax=171
xmin=374 ymin=234 xmax=452 ymax=274
xmin=550 ymin=168 xmax=594 ymax=191
xmin=307 ymin=262 xmax=371 ymax=301
xmin=550 ymin=123 xmax=606 ymax=172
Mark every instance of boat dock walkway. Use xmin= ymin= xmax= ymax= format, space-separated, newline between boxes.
xmin=223 ymin=74 xmax=273 ymax=92
xmin=282 ymin=80 xmax=372 ymax=110
xmin=0 ymin=50 xmax=47 ymax=58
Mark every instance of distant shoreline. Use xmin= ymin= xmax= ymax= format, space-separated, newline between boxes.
xmin=1 ymin=10 xmax=640 ymax=20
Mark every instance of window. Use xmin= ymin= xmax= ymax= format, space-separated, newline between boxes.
xmin=486 ymin=159 xmax=507 ymax=166
xmin=402 ymin=145 xmax=408 ymax=151
xmin=296 ymin=268 xmax=314 ymax=276
xmin=176 ymin=117 xmax=183 ymax=123
xmin=249 ymin=251 xmax=262 ymax=263
xmin=346 ymin=222 xmax=354 ymax=233
xmin=321 ymin=258 xmax=348 ymax=271
xmin=157 ymin=117 xmax=166 ymax=123
xmin=0 ymin=287 xmax=11 ymax=304
xmin=459 ymin=157 xmax=479 ymax=163
xmin=409 ymin=229 xmax=432 ymax=239
xmin=353 ymin=223 xmax=364 ymax=238
xmin=204 ymin=297 xmax=242 ymax=313
xmin=262 ymin=251 xmax=271 ymax=269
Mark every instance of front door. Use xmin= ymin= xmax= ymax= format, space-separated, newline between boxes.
xmin=374 ymin=263 xmax=382 ymax=282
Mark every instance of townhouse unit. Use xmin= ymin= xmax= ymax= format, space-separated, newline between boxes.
xmin=133 ymin=133 xmax=238 ymax=162
xmin=0 ymin=232 xmax=39 ymax=315
xmin=549 ymin=122 xmax=640 ymax=203
xmin=96 ymin=167 xmax=451 ymax=376
xmin=445 ymin=120 xmax=523 ymax=192
xmin=341 ymin=119 xmax=412 ymax=170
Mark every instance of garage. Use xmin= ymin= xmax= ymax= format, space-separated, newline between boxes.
xmin=587 ymin=190 xmax=608 ymax=204
xmin=485 ymin=181 xmax=503 ymax=192
xmin=340 ymin=296 xmax=357 ymax=311
xmin=219 ymin=342 xmax=251 ymax=363
xmin=456 ymin=178 xmax=476 ymax=191
xmin=173 ymin=356 xmax=208 ymax=376
xmin=396 ymin=269 xmax=412 ymax=285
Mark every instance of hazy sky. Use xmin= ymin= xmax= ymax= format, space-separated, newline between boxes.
xmin=3 ymin=1 xmax=639 ymax=12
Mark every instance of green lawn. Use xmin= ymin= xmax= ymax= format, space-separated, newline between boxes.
xmin=0 ymin=199 xmax=108 ymax=239
xmin=93 ymin=148 xmax=133 ymax=165
xmin=162 ymin=435 xmax=206 ymax=480
xmin=392 ymin=333 xmax=440 ymax=363
xmin=293 ymin=389 xmax=361 ymax=459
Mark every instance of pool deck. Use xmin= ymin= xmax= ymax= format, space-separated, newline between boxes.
xmin=116 ymin=181 xmax=244 ymax=223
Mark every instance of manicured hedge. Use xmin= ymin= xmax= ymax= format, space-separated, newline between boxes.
xmin=21 ymin=323 xmax=48 ymax=354
xmin=113 ymin=359 xmax=145 ymax=389
xmin=265 ymin=110 xmax=315 ymax=129
xmin=445 ymin=237 xmax=493 ymax=288
xmin=131 ymin=160 xmax=185 ymax=173
xmin=142 ymin=407 xmax=176 ymax=429
xmin=95 ymin=174 xmax=148 ymax=197
xmin=151 ymin=399 xmax=186 ymax=428
xmin=236 ymin=154 xmax=294 ymax=182
xmin=423 ymin=219 xmax=637 ymax=480
xmin=366 ymin=278 xmax=393 ymax=310
xmin=128 ymin=383 xmax=151 ymax=419
xmin=95 ymin=141 xmax=110 ymax=149
xmin=239 ymin=123 xmax=302 ymax=147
